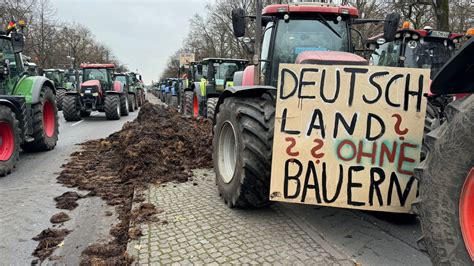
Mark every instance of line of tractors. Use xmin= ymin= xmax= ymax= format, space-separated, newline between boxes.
xmin=155 ymin=1 xmax=473 ymax=264
xmin=0 ymin=20 xmax=145 ymax=177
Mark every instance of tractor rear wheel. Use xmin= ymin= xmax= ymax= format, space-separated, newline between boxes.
xmin=105 ymin=94 xmax=121 ymax=120
xmin=120 ymin=94 xmax=129 ymax=116
xmin=63 ymin=95 xmax=82 ymax=122
xmin=22 ymin=87 xmax=59 ymax=152
xmin=184 ymin=91 xmax=193 ymax=117
xmin=206 ymin=98 xmax=218 ymax=119
xmin=213 ymin=94 xmax=275 ymax=208
xmin=417 ymin=95 xmax=474 ymax=264
xmin=128 ymin=94 xmax=136 ymax=112
xmin=0 ymin=105 xmax=20 ymax=177
xmin=56 ymin=88 xmax=66 ymax=111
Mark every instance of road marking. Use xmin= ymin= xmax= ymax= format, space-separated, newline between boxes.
xmin=71 ymin=120 xmax=84 ymax=127
xmin=92 ymin=112 xmax=99 ymax=116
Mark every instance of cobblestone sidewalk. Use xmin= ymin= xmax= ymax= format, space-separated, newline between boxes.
xmin=127 ymin=169 xmax=351 ymax=265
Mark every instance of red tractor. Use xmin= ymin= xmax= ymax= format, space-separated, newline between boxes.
xmin=63 ymin=64 xmax=129 ymax=121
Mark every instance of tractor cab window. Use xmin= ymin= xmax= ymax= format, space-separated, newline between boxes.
xmin=0 ymin=37 xmax=20 ymax=79
xmin=214 ymin=63 xmax=240 ymax=84
xmin=370 ymin=41 xmax=401 ymax=67
xmin=404 ymin=38 xmax=454 ymax=77
xmin=271 ymin=18 xmax=350 ymax=86
xmin=115 ymin=75 xmax=128 ymax=85
xmin=261 ymin=22 xmax=274 ymax=77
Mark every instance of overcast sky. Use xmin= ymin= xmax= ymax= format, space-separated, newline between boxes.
xmin=51 ymin=0 xmax=213 ymax=84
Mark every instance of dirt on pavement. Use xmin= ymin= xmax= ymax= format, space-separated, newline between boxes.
xmin=32 ymin=102 xmax=213 ymax=264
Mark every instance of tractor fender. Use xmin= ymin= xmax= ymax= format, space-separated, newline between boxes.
xmin=213 ymin=85 xmax=276 ymax=123
xmin=14 ymin=76 xmax=55 ymax=105
xmin=0 ymin=97 xmax=28 ymax=140
xmin=0 ymin=98 xmax=22 ymax=116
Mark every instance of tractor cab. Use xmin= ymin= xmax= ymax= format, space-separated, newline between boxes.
xmin=231 ymin=2 xmax=400 ymax=87
xmin=367 ymin=25 xmax=464 ymax=78
xmin=0 ymin=31 xmax=26 ymax=94
xmin=199 ymin=58 xmax=248 ymax=97
xmin=80 ymin=64 xmax=115 ymax=94
xmin=114 ymin=73 xmax=130 ymax=91
xmin=43 ymin=69 xmax=66 ymax=89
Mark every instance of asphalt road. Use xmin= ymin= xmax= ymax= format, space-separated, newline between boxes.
xmin=0 ymin=109 xmax=138 ymax=265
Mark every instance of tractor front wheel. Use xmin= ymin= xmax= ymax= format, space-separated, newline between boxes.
xmin=128 ymin=93 xmax=136 ymax=112
xmin=105 ymin=94 xmax=121 ymax=120
xmin=22 ymin=87 xmax=59 ymax=152
xmin=184 ymin=91 xmax=194 ymax=117
xmin=417 ymin=95 xmax=474 ymax=264
xmin=206 ymin=98 xmax=218 ymax=119
xmin=213 ymin=94 xmax=275 ymax=208
xmin=56 ymin=88 xmax=66 ymax=111
xmin=63 ymin=95 xmax=82 ymax=122
xmin=120 ymin=94 xmax=129 ymax=116
xmin=0 ymin=105 xmax=20 ymax=177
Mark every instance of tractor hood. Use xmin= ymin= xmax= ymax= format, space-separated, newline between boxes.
xmin=295 ymin=51 xmax=368 ymax=66
xmin=81 ymin=80 xmax=101 ymax=88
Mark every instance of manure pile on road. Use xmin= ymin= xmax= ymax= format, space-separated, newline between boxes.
xmin=32 ymin=102 xmax=213 ymax=264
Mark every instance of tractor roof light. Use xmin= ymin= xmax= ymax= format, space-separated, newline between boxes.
xmin=402 ymin=21 xmax=412 ymax=29
xmin=467 ymin=28 xmax=474 ymax=37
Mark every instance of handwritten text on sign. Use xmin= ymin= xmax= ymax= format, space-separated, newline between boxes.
xmin=270 ymin=65 xmax=430 ymax=213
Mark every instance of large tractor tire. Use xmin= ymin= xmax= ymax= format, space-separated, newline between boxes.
xmin=105 ymin=94 xmax=121 ymax=120
xmin=417 ymin=95 xmax=474 ymax=265
xmin=170 ymin=96 xmax=178 ymax=108
xmin=0 ymin=105 xmax=20 ymax=177
xmin=128 ymin=93 xmax=136 ymax=112
xmin=56 ymin=88 xmax=66 ymax=111
xmin=184 ymin=91 xmax=194 ymax=117
xmin=213 ymin=94 xmax=275 ymax=208
xmin=421 ymin=101 xmax=440 ymax=160
xmin=206 ymin=98 xmax=218 ymax=119
xmin=120 ymin=94 xmax=129 ymax=116
xmin=22 ymin=87 xmax=59 ymax=152
xmin=63 ymin=95 xmax=82 ymax=122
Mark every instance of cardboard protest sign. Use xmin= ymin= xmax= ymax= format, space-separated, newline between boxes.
xmin=270 ymin=64 xmax=430 ymax=213
xmin=179 ymin=53 xmax=195 ymax=67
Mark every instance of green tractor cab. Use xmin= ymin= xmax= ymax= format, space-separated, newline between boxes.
xmin=182 ymin=58 xmax=248 ymax=118
xmin=0 ymin=23 xmax=59 ymax=177
xmin=114 ymin=72 xmax=140 ymax=112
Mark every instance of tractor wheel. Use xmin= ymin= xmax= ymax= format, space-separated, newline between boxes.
xmin=120 ymin=94 xmax=129 ymax=116
xmin=80 ymin=110 xmax=91 ymax=117
xmin=56 ymin=88 xmax=66 ymax=111
xmin=63 ymin=95 xmax=82 ymax=122
xmin=206 ymin=98 xmax=218 ymax=119
xmin=213 ymin=94 xmax=275 ymax=208
xmin=417 ymin=95 xmax=474 ymax=264
xmin=184 ymin=91 xmax=194 ymax=117
xmin=105 ymin=94 xmax=121 ymax=120
xmin=22 ymin=87 xmax=59 ymax=152
xmin=128 ymin=94 xmax=136 ymax=112
xmin=0 ymin=105 xmax=20 ymax=177
xmin=140 ymin=90 xmax=145 ymax=106
xmin=136 ymin=91 xmax=142 ymax=108
xmin=421 ymin=101 xmax=440 ymax=160
xmin=170 ymin=96 xmax=178 ymax=108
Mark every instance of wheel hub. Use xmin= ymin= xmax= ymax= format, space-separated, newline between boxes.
xmin=460 ymin=168 xmax=474 ymax=261
xmin=43 ymin=100 xmax=55 ymax=138
xmin=0 ymin=121 xmax=14 ymax=161
xmin=218 ymin=121 xmax=237 ymax=183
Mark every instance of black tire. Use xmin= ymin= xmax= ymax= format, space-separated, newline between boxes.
xmin=105 ymin=94 xmax=121 ymax=120
xmin=184 ymin=91 xmax=194 ymax=117
xmin=416 ymin=95 xmax=474 ymax=265
xmin=63 ymin=95 xmax=81 ymax=122
xmin=56 ymin=88 xmax=66 ymax=111
xmin=136 ymin=90 xmax=142 ymax=108
xmin=128 ymin=93 xmax=136 ymax=112
xmin=213 ymin=94 xmax=275 ymax=208
xmin=22 ymin=87 xmax=59 ymax=152
xmin=421 ymin=101 xmax=440 ymax=160
xmin=80 ymin=110 xmax=91 ymax=117
xmin=0 ymin=105 xmax=20 ymax=177
xmin=170 ymin=96 xmax=178 ymax=108
xmin=120 ymin=94 xmax=129 ymax=116
xmin=206 ymin=98 xmax=218 ymax=119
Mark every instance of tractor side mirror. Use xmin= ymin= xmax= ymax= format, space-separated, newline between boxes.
xmin=10 ymin=32 xmax=24 ymax=54
xmin=383 ymin=13 xmax=401 ymax=42
xmin=232 ymin=8 xmax=246 ymax=38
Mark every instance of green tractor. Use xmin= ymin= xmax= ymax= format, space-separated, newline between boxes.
xmin=114 ymin=72 xmax=138 ymax=112
xmin=129 ymin=72 xmax=146 ymax=107
xmin=43 ymin=69 xmax=74 ymax=110
xmin=0 ymin=22 xmax=59 ymax=176
xmin=182 ymin=58 xmax=248 ymax=118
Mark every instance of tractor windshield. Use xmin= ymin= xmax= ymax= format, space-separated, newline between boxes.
xmin=268 ymin=18 xmax=350 ymax=86
xmin=214 ymin=62 xmax=241 ymax=84
xmin=83 ymin=68 xmax=109 ymax=83
xmin=0 ymin=37 xmax=19 ymax=78
xmin=370 ymin=38 xmax=454 ymax=78
xmin=115 ymin=75 xmax=128 ymax=85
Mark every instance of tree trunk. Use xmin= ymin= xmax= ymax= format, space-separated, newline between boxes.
xmin=434 ymin=0 xmax=449 ymax=31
